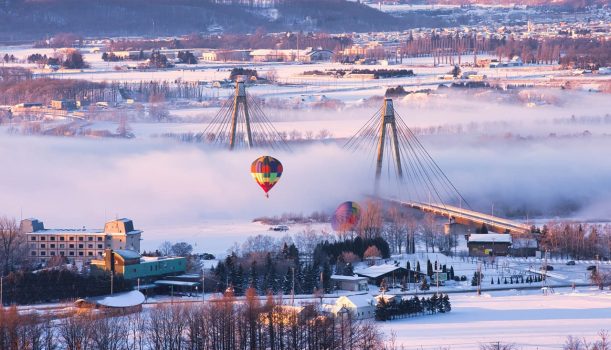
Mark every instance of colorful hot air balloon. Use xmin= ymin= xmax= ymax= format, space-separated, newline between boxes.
xmin=331 ymin=201 xmax=361 ymax=232
xmin=251 ymin=156 xmax=283 ymax=198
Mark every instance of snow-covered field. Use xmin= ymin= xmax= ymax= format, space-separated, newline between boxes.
xmin=382 ymin=288 xmax=611 ymax=350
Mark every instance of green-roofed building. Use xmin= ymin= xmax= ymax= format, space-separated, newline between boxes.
xmin=91 ymin=249 xmax=186 ymax=281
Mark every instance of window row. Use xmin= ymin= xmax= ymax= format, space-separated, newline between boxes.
xmin=30 ymin=251 xmax=103 ymax=257
xmin=32 ymin=243 xmax=108 ymax=249
xmin=29 ymin=236 xmax=106 ymax=242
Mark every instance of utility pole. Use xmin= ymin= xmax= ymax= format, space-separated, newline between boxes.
xmin=0 ymin=275 xmax=3 ymax=308
xmin=291 ymin=267 xmax=295 ymax=306
xmin=320 ymin=271 xmax=324 ymax=305
xmin=477 ymin=262 xmax=482 ymax=296
xmin=543 ymin=249 xmax=548 ymax=291
xmin=202 ymin=272 xmax=205 ymax=303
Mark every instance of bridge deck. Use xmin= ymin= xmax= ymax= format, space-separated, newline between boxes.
xmin=393 ymin=200 xmax=532 ymax=235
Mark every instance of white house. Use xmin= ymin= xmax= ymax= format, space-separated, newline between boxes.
xmin=327 ymin=294 xmax=375 ymax=320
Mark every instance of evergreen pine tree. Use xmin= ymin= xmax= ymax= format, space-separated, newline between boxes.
xmin=234 ymin=265 xmax=245 ymax=295
xmin=416 ymin=261 xmax=421 ymax=273
xmin=375 ymin=298 xmax=390 ymax=321
xmin=450 ymin=266 xmax=455 ymax=280
xmin=249 ymin=260 xmax=258 ymax=289
xmin=427 ymin=259 xmax=433 ymax=277
xmin=471 ymin=271 xmax=483 ymax=287
xmin=322 ymin=261 xmax=332 ymax=292
xmin=491 ymin=277 xmax=494 ymax=285
xmin=442 ymin=294 xmax=451 ymax=312
xmin=344 ymin=262 xmax=354 ymax=276
xmin=497 ymin=277 xmax=500 ymax=284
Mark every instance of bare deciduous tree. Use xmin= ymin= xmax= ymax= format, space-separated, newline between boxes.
xmin=0 ymin=216 xmax=26 ymax=274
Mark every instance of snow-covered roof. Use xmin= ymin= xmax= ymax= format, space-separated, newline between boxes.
xmin=337 ymin=294 xmax=374 ymax=309
xmin=512 ymin=238 xmax=538 ymax=248
xmin=27 ymin=228 xmax=104 ymax=235
xmin=113 ymin=249 xmax=141 ymax=260
xmin=468 ymin=234 xmax=512 ymax=244
xmin=154 ymin=280 xmax=200 ymax=287
xmin=250 ymin=49 xmax=312 ymax=56
xmin=354 ymin=264 xmax=404 ymax=279
xmin=330 ymin=275 xmax=367 ymax=281
xmin=80 ymin=290 xmax=145 ymax=308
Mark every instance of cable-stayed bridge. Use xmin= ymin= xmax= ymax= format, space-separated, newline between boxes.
xmin=345 ymin=97 xmax=533 ymax=236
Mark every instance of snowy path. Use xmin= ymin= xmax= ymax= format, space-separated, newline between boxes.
xmin=382 ymin=289 xmax=611 ymax=349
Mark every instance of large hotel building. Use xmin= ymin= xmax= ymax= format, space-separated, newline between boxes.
xmin=20 ymin=218 xmax=142 ymax=264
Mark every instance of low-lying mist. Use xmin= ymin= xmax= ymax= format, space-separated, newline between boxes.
xmin=1 ymin=88 xmax=610 ymax=250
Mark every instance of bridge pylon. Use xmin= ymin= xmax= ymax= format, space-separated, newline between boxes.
xmin=199 ymin=80 xmax=289 ymax=151
xmin=229 ymin=81 xmax=253 ymax=150
xmin=375 ymin=98 xmax=403 ymax=187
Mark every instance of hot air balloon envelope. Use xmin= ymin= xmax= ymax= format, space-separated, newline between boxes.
xmin=331 ymin=201 xmax=361 ymax=231
xmin=251 ymin=156 xmax=283 ymax=197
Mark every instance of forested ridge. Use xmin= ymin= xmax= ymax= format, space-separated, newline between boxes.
xmin=0 ymin=0 xmax=403 ymax=41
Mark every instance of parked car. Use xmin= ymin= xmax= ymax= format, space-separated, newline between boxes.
xmin=566 ymin=261 xmax=576 ymax=265
xmin=270 ymin=225 xmax=289 ymax=231
xmin=542 ymin=265 xmax=554 ymax=271
xmin=586 ymin=265 xmax=597 ymax=271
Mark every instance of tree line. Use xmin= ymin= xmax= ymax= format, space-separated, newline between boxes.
xmin=0 ymin=289 xmax=387 ymax=350
xmin=110 ymin=31 xmax=352 ymax=52
xmin=212 ymin=242 xmax=333 ymax=296
xmin=375 ymin=293 xmax=451 ymax=321
xmin=338 ymin=34 xmax=610 ymax=69
xmin=0 ymin=76 xmax=209 ymax=106
xmin=539 ymin=221 xmax=611 ymax=260
xmin=2 ymin=268 xmax=131 ymax=305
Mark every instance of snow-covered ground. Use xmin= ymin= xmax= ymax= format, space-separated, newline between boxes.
xmin=381 ymin=288 xmax=611 ymax=350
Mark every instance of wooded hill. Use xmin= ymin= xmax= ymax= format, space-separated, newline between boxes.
xmin=0 ymin=0 xmax=405 ymax=41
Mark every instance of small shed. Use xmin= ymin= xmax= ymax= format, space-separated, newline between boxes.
xmin=51 ymin=99 xmax=77 ymax=110
xmin=510 ymin=237 xmax=538 ymax=257
xmin=330 ymin=275 xmax=369 ymax=292
xmin=467 ymin=233 xmax=512 ymax=256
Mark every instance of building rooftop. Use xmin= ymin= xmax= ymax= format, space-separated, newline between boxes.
xmin=337 ymin=294 xmax=374 ymax=308
xmin=330 ymin=275 xmax=367 ymax=281
xmin=20 ymin=217 xmax=141 ymax=235
xmin=113 ymin=249 xmax=141 ymax=260
xmin=355 ymin=264 xmax=404 ymax=279
xmin=26 ymin=228 xmax=104 ymax=235
xmin=468 ymin=233 xmax=513 ymax=244
xmin=79 ymin=290 xmax=145 ymax=308
xmin=154 ymin=280 xmax=200 ymax=287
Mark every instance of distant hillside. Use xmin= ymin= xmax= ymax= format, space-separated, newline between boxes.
xmin=397 ymin=0 xmax=608 ymax=7
xmin=0 ymin=0 xmax=405 ymax=41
